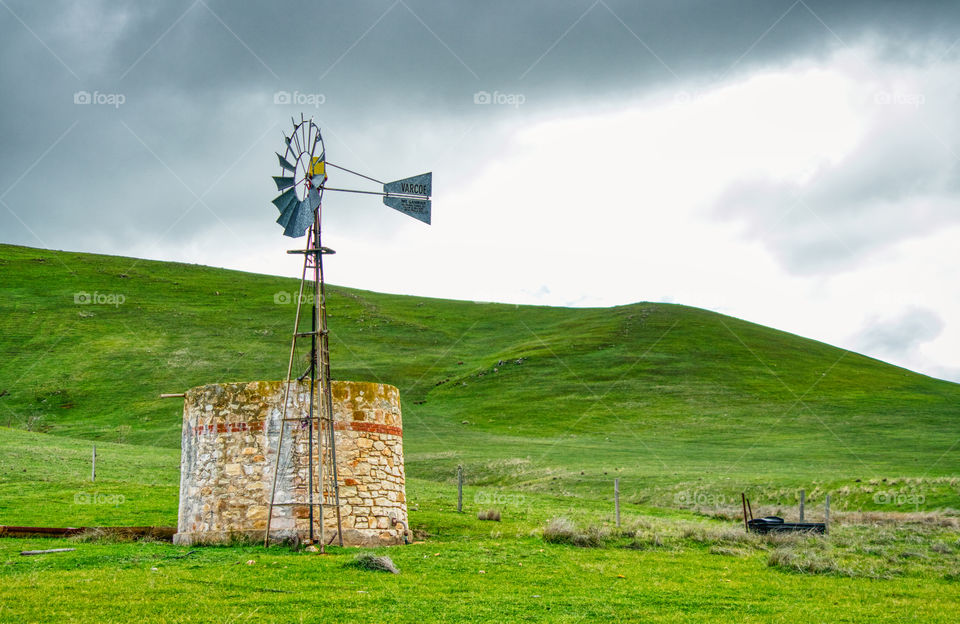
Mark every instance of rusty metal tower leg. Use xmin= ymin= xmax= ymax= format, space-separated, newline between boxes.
xmin=264 ymin=229 xmax=313 ymax=547
xmin=318 ymin=236 xmax=343 ymax=547
xmin=312 ymin=212 xmax=327 ymax=552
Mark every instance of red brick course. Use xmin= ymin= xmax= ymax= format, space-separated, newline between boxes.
xmin=193 ymin=419 xmax=401 ymax=437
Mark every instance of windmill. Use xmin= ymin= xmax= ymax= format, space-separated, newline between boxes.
xmin=264 ymin=115 xmax=431 ymax=550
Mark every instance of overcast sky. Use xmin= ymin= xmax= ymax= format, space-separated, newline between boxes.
xmin=2 ymin=0 xmax=959 ymax=382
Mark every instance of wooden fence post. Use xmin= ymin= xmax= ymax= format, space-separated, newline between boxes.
xmin=456 ymin=464 xmax=463 ymax=513
xmin=614 ymin=478 xmax=620 ymax=528
xmin=799 ymin=489 xmax=805 ymax=522
xmin=91 ymin=445 xmax=96 ymax=483
xmin=741 ymin=493 xmax=749 ymax=533
xmin=825 ymin=494 xmax=830 ymax=535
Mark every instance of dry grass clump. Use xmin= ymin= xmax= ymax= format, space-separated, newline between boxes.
xmin=767 ymin=547 xmax=843 ymax=575
xmin=69 ymin=527 xmax=112 ymax=543
xmin=348 ymin=552 xmax=399 ymax=574
xmin=477 ymin=509 xmax=501 ymax=521
xmin=679 ymin=522 xmax=818 ymax=554
xmin=624 ymin=532 xmax=666 ymax=550
xmin=763 ymin=531 xmax=807 ymax=547
xmin=692 ymin=505 xmax=787 ymax=523
xmin=69 ymin=527 xmax=166 ymax=543
xmin=535 ymin=510 xmax=960 ymax=580
xmin=542 ymin=517 xmax=575 ymax=543
xmin=680 ymin=523 xmax=756 ymax=546
xmin=619 ymin=516 xmax=656 ymax=535
xmin=618 ymin=516 xmax=672 ymax=548
xmin=834 ymin=511 xmax=959 ymax=528
xmin=543 ymin=517 xmax=611 ymax=548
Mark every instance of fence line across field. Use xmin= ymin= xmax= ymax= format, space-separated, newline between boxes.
xmin=447 ymin=467 xmax=834 ymax=533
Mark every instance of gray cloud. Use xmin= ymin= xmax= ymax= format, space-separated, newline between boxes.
xmin=711 ymin=69 xmax=960 ymax=275
xmin=853 ymin=306 xmax=945 ymax=359
xmin=3 ymin=0 xmax=960 ymax=253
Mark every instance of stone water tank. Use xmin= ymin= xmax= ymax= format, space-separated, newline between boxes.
xmin=173 ymin=380 xmax=407 ymax=546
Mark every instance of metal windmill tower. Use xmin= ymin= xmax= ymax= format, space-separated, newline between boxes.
xmin=264 ymin=115 xmax=431 ymax=551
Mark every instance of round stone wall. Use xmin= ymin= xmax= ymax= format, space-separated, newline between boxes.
xmin=173 ymin=380 xmax=407 ymax=547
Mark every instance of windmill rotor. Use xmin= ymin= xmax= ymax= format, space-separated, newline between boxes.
xmin=272 ymin=117 xmax=327 ymax=238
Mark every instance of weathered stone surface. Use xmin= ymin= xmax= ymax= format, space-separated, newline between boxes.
xmin=174 ymin=380 xmax=407 ymax=547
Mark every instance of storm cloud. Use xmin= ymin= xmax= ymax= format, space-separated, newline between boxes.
xmin=3 ymin=0 xmax=960 ymax=249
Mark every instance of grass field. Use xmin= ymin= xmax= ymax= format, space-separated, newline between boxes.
xmin=1 ymin=428 xmax=958 ymax=623
xmin=1 ymin=243 xmax=958 ymax=622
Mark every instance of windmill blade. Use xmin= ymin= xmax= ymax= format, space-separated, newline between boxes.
xmin=282 ymin=205 xmax=306 ymax=237
xmin=306 ymin=123 xmax=318 ymax=154
xmin=276 ymin=152 xmax=296 ymax=173
xmin=273 ymin=176 xmax=295 ymax=191
xmin=276 ymin=197 xmax=300 ymax=229
xmin=280 ymin=188 xmax=321 ymax=238
xmin=306 ymin=187 xmax=322 ymax=211
xmin=284 ymin=203 xmax=311 ymax=237
xmin=283 ymin=206 xmax=311 ymax=237
xmin=271 ymin=187 xmax=298 ymax=212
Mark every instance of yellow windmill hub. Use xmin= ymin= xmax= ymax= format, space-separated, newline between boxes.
xmin=309 ymin=156 xmax=326 ymax=179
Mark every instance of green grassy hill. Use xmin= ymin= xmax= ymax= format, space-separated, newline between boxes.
xmin=3 ymin=243 xmax=960 ymax=623
xmin=1 ymin=242 xmax=957 ymax=509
